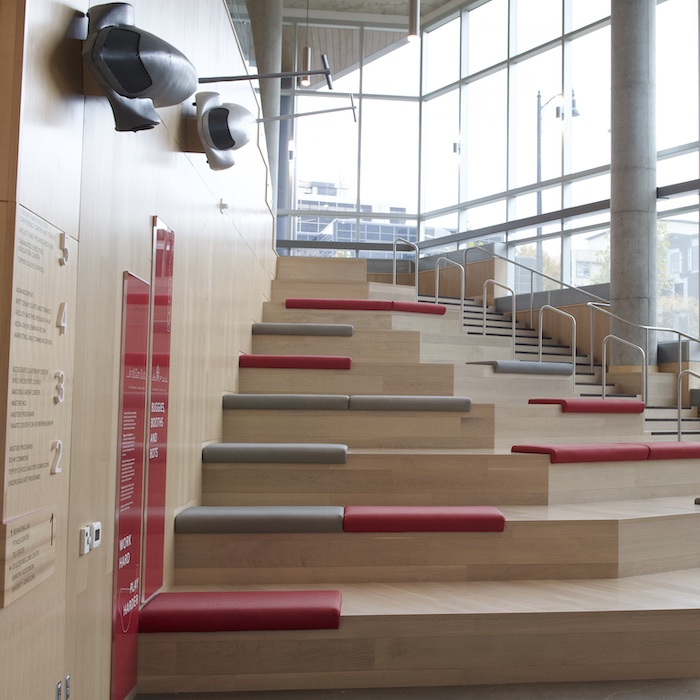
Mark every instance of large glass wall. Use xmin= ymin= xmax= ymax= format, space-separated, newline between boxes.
xmin=277 ymin=0 xmax=699 ymax=333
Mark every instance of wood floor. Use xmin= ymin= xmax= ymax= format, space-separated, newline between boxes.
xmin=137 ymin=257 xmax=700 ymax=695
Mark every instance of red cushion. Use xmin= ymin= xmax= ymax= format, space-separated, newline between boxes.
xmin=511 ymin=442 xmax=651 ymax=463
xmin=391 ymin=300 xmax=447 ymax=315
xmin=528 ymin=398 xmax=645 ymax=414
xmin=343 ymin=505 xmax=505 ymax=532
xmin=285 ymin=298 xmax=393 ymax=311
xmin=644 ymin=441 xmax=700 ymax=460
xmin=239 ymin=354 xmax=352 ymax=370
xmin=139 ymin=590 xmax=342 ymax=633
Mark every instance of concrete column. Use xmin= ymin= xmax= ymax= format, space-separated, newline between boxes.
xmin=246 ymin=0 xmax=283 ymax=211
xmin=610 ymin=0 xmax=657 ymax=366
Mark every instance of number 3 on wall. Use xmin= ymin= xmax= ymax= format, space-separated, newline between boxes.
xmin=54 ymin=371 xmax=65 ymax=404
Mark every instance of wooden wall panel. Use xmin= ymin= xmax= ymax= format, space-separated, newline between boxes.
xmin=0 ymin=1 xmax=275 ymax=698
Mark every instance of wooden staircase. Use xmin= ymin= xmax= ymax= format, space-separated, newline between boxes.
xmin=136 ymin=257 xmax=700 ymax=695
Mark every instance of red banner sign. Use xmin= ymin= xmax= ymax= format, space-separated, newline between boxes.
xmin=143 ymin=219 xmax=174 ymax=600
xmin=111 ymin=272 xmax=149 ymax=700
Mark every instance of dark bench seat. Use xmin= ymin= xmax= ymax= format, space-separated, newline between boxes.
xmin=252 ymin=322 xmax=354 ymax=336
xmin=175 ymin=506 xmax=345 ymax=533
xmin=202 ymin=442 xmax=349 ymax=464
xmin=470 ymin=360 xmax=574 ymax=375
xmin=139 ymin=590 xmax=342 ymax=633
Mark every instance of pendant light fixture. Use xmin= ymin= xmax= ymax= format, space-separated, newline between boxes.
xmin=300 ymin=0 xmax=312 ymax=86
xmin=408 ymin=0 xmax=420 ymax=42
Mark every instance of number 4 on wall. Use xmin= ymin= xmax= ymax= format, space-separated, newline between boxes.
xmin=56 ymin=302 xmax=67 ymax=334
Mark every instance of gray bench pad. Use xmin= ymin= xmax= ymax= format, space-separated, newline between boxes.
xmin=223 ymin=393 xmax=350 ymax=410
xmin=202 ymin=443 xmax=349 ymax=464
xmin=252 ymin=322 xmax=354 ymax=337
xmin=349 ymin=395 xmax=472 ymax=412
xmin=175 ymin=506 xmax=345 ymax=533
xmin=470 ymin=360 xmax=573 ymax=376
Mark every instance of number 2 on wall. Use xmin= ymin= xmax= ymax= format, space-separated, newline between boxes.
xmin=51 ymin=439 xmax=63 ymax=474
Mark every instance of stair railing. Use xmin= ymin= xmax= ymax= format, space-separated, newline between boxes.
xmin=434 ymin=257 xmax=465 ymax=333
xmin=601 ymin=335 xmax=647 ymax=404
xmin=677 ymin=369 xmax=700 ymax=441
xmin=392 ymin=238 xmax=419 ymax=301
xmin=483 ymin=279 xmax=515 ymax=358
xmin=588 ymin=301 xmax=700 ymax=411
xmin=463 ymin=246 xmax=607 ymax=330
xmin=538 ymin=305 xmax=577 ymax=394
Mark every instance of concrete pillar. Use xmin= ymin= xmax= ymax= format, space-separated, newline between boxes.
xmin=246 ymin=0 xmax=283 ymax=211
xmin=610 ymin=0 xmax=657 ymax=366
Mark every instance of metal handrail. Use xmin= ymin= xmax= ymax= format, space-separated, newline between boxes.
xmin=483 ymin=279 xmax=516 ymax=358
xmin=677 ymin=369 xmax=700 ymax=441
xmin=588 ymin=301 xmax=700 ymax=408
xmin=601 ymin=335 xmax=647 ymax=404
xmin=463 ymin=246 xmax=607 ymax=329
xmin=435 ymin=257 xmax=465 ymax=333
xmin=538 ymin=305 xmax=577 ymax=394
xmin=392 ymin=238 xmax=419 ymax=301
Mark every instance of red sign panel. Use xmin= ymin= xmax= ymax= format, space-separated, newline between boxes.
xmin=143 ymin=219 xmax=174 ymax=600
xmin=111 ymin=272 xmax=149 ymax=700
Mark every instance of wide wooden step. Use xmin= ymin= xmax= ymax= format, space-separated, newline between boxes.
xmin=137 ymin=569 xmax=700 ymax=693
xmin=173 ymin=496 xmax=700 ymax=585
xmin=222 ymin=401 xmax=494 ymax=449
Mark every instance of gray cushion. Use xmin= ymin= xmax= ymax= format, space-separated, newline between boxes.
xmin=252 ymin=322 xmax=354 ymax=337
xmin=223 ymin=393 xmax=350 ymax=410
xmin=175 ymin=506 xmax=345 ymax=533
xmin=349 ymin=395 xmax=472 ymax=412
xmin=470 ymin=360 xmax=573 ymax=376
xmin=202 ymin=443 xmax=348 ymax=464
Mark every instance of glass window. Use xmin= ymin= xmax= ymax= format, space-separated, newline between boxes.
xmin=657 ymin=210 xmax=700 ymax=336
xmin=464 ymin=200 xmax=507 ymax=231
xmin=422 ymin=89 xmax=460 ymax=213
xmin=658 ymin=153 xmax=700 ymax=190
xmin=423 ymin=212 xmax=459 ymax=242
xmin=293 ymin=95 xmax=359 ymax=209
xmin=510 ymin=46 xmax=563 ymax=189
xmin=363 ymin=29 xmax=420 ymax=96
xmin=569 ymin=0 xmax=610 ymax=31
xmin=465 ymin=70 xmax=508 ymax=200
xmin=424 ymin=16 xmax=460 ymax=93
xmin=570 ymin=174 xmax=611 ymax=207
xmin=569 ymin=228 xmax=610 ymax=285
xmin=513 ymin=0 xmax=562 ymax=55
xmin=466 ymin=0 xmax=508 ymax=75
xmin=359 ymin=99 xmax=419 ymax=215
xmin=657 ymin=0 xmax=699 ymax=151
xmin=569 ymin=26 xmax=611 ymax=173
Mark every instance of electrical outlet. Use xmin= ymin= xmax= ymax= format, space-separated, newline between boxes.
xmin=79 ymin=526 xmax=91 ymax=555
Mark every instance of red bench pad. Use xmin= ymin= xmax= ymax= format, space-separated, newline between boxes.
xmin=239 ymin=354 xmax=352 ymax=370
xmin=528 ymin=398 xmax=645 ymax=414
xmin=343 ymin=505 xmax=505 ymax=532
xmin=284 ymin=298 xmax=447 ymax=315
xmin=139 ymin=590 xmax=342 ymax=633
xmin=644 ymin=441 xmax=700 ymax=460
xmin=528 ymin=399 xmax=644 ymax=413
xmin=511 ymin=443 xmax=651 ymax=463
xmin=286 ymin=298 xmax=393 ymax=311
xmin=392 ymin=300 xmax=447 ymax=315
